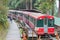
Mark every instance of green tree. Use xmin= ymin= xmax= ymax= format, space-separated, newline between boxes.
xmin=0 ymin=0 xmax=9 ymax=29
xmin=8 ymin=0 xmax=36 ymax=10
xmin=34 ymin=0 xmax=55 ymax=15
xmin=8 ymin=0 xmax=26 ymax=9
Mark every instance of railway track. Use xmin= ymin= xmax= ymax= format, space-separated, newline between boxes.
xmin=54 ymin=24 xmax=60 ymax=40
xmin=55 ymin=24 xmax=60 ymax=38
xmin=41 ymin=38 xmax=56 ymax=40
xmin=37 ymin=35 xmax=57 ymax=40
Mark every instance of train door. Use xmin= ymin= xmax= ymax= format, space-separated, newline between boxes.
xmin=47 ymin=16 xmax=54 ymax=34
xmin=44 ymin=17 xmax=48 ymax=33
xmin=48 ymin=16 xmax=54 ymax=27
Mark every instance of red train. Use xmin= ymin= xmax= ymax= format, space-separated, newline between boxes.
xmin=8 ymin=10 xmax=55 ymax=36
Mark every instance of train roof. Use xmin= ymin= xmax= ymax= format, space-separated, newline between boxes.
xmin=29 ymin=13 xmax=54 ymax=19
xmin=22 ymin=11 xmax=31 ymax=15
xmin=21 ymin=9 xmax=41 ymax=13
xmin=9 ymin=10 xmax=54 ymax=19
xmin=29 ymin=13 xmax=45 ymax=19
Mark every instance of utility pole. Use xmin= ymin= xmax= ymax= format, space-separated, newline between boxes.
xmin=52 ymin=0 xmax=54 ymax=16
xmin=30 ymin=0 xmax=32 ymax=10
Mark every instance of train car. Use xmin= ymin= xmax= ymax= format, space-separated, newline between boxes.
xmin=8 ymin=10 xmax=24 ymax=20
xmin=28 ymin=13 xmax=45 ymax=34
xmin=8 ymin=10 xmax=55 ymax=37
xmin=8 ymin=10 xmax=17 ymax=20
xmin=22 ymin=12 xmax=55 ymax=36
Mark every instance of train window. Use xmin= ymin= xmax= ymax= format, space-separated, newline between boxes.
xmin=48 ymin=19 xmax=54 ymax=27
xmin=14 ymin=12 xmax=17 ymax=15
xmin=44 ymin=18 xmax=47 ymax=25
xmin=20 ymin=13 xmax=23 ymax=16
xmin=25 ymin=15 xmax=29 ymax=20
xmin=30 ymin=16 xmax=33 ymax=23
xmin=27 ymin=16 xmax=29 ymax=20
xmin=37 ymin=20 xmax=43 ymax=27
xmin=33 ymin=18 xmax=35 ymax=23
xmin=33 ymin=18 xmax=35 ymax=25
xmin=24 ymin=14 xmax=26 ymax=18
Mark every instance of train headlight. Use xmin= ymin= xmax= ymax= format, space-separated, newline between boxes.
xmin=40 ymin=18 xmax=42 ymax=20
xmin=50 ymin=18 xmax=52 ymax=19
xmin=48 ymin=28 xmax=54 ymax=34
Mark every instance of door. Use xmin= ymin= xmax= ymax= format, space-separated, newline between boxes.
xmin=44 ymin=17 xmax=48 ymax=33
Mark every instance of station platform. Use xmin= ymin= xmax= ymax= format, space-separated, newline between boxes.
xmin=6 ymin=20 xmax=21 ymax=40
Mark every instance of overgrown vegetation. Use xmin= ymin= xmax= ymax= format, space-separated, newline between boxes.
xmin=8 ymin=0 xmax=36 ymax=9
xmin=34 ymin=0 xmax=55 ymax=14
xmin=8 ymin=0 xmax=25 ymax=9
xmin=0 ymin=0 xmax=9 ymax=40
xmin=8 ymin=0 xmax=57 ymax=16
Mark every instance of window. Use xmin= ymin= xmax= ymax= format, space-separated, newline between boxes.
xmin=20 ymin=13 xmax=23 ymax=16
xmin=33 ymin=18 xmax=36 ymax=26
xmin=30 ymin=16 xmax=33 ymax=23
xmin=25 ymin=15 xmax=29 ymax=20
xmin=44 ymin=18 xmax=47 ymax=25
xmin=37 ymin=20 xmax=43 ymax=27
xmin=48 ymin=19 xmax=54 ymax=27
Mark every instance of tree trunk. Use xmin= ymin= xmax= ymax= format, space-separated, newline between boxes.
xmin=26 ymin=0 xmax=29 ymax=10
xmin=52 ymin=5 xmax=54 ymax=16
xmin=58 ymin=0 xmax=60 ymax=17
xmin=51 ymin=0 xmax=54 ymax=16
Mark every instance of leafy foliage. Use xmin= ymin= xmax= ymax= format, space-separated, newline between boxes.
xmin=34 ymin=0 xmax=55 ymax=14
xmin=0 ymin=0 xmax=9 ymax=29
xmin=8 ymin=0 xmax=22 ymax=9
xmin=8 ymin=0 xmax=36 ymax=9
xmin=0 ymin=0 xmax=9 ymax=40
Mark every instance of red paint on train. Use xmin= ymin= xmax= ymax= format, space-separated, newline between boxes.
xmin=37 ymin=28 xmax=44 ymax=35
xmin=48 ymin=28 xmax=54 ymax=34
